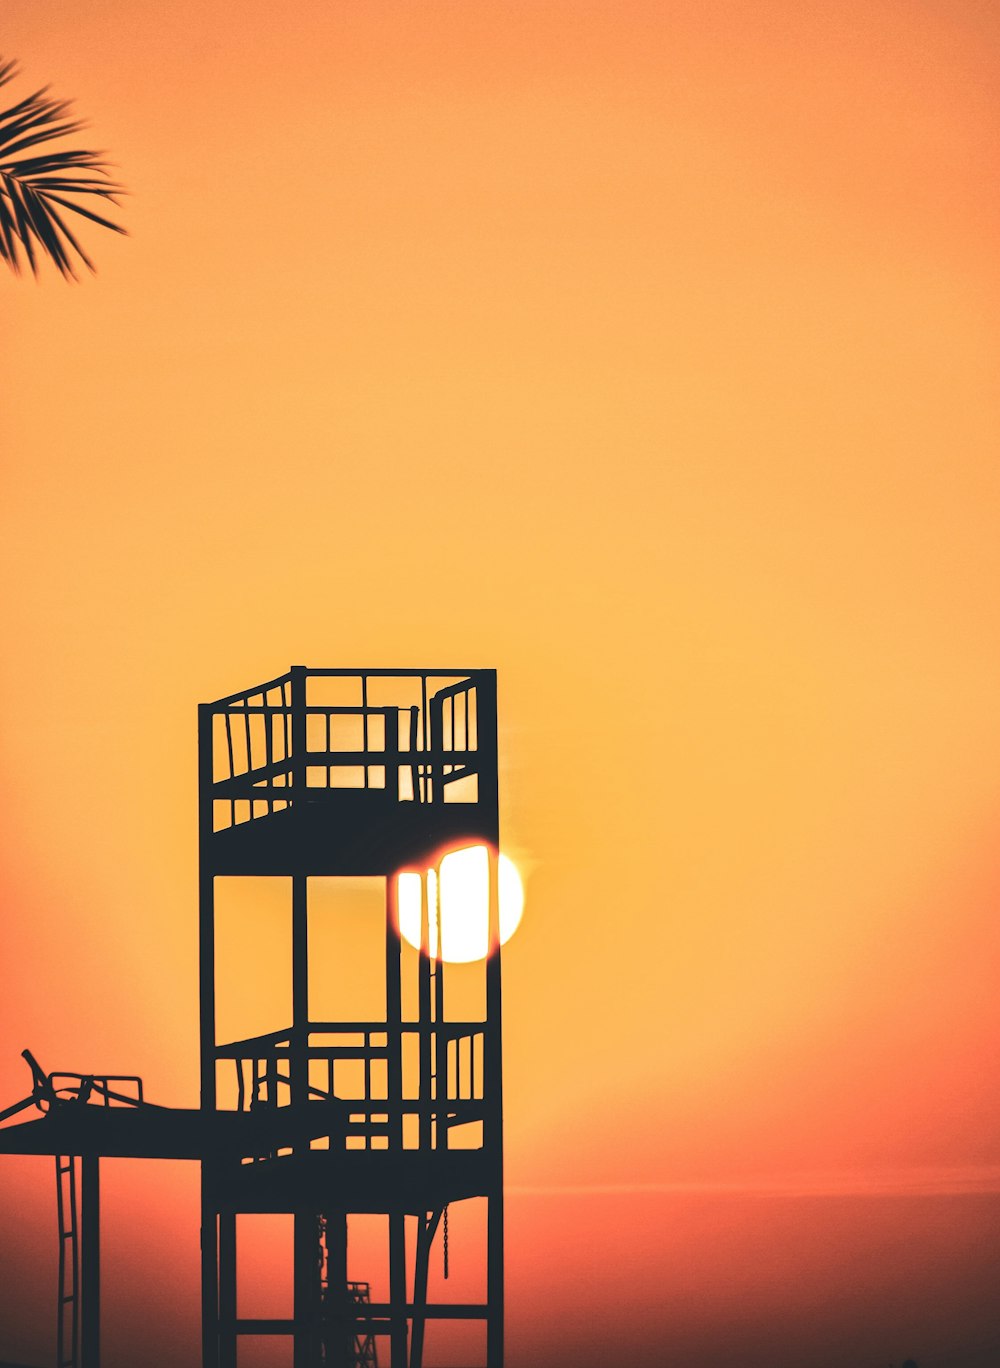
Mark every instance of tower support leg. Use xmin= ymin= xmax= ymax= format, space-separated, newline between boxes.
xmin=80 ymin=1155 xmax=100 ymax=1368
xmin=410 ymin=1207 xmax=443 ymax=1368
xmin=218 ymin=1209 xmax=237 ymax=1368
xmin=314 ymin=1211 xmax=350 ymax=1368
xmin=486 ymin=844 xmax=504 ymax=1368
xmin=201 ymin=1174 xmax=219 ymax=1368
xmin=487 ymin=1189 xmax=504 ymax=1368
xmin=293 ymin=1210 xmax=319 ymax=1368
xmin=389 ymin=1210 xmax=408 ymax=1368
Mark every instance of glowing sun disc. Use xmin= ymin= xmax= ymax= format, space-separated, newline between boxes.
xmin=397 ymin=847 xmax=524 ymax=963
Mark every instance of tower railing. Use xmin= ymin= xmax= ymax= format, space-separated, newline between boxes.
xmin=204 ymin=668 xmax=494 ymax=836
xmin=214 ymin=1021 xmax=489 ymax=1159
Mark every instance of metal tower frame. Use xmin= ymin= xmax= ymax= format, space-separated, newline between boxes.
xmin=0 ymin=665 xmax=505 ymax=1368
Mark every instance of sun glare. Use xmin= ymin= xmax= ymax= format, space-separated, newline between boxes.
xmin=397 ymin=847 xmax=525 ymax=963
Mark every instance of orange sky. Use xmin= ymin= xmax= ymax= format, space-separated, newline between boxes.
xmin=2 ymin=3 xmax=1000 ymax=1365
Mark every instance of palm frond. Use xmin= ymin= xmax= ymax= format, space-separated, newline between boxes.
xmin=0 ymin=58 xmax=126 ymax=279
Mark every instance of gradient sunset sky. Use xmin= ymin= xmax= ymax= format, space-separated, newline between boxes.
xmin=2 ymin=3 xmax=1000 ymax=1365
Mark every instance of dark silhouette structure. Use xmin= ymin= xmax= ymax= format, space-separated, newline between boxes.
xmin=0 ymin=667 xmax=504 ymax=1368
xmin=0 ymin=57 xmax=126 ymax=280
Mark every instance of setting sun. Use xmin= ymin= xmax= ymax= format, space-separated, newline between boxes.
xmin=397 ymin=847 xmax=525 ymax=963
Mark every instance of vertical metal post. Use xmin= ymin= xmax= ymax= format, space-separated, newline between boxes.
xmin=293 ymin=1211 xmax=319 ymax=1368
xmin=321 ymin=1212 xmax=349 ymax=1368
xmin=389 ymin=1212 xmax=407 ymax=1368
xmin=385 ymin=875 xmax=403 ymax=1147
xmin=198 ymin=704 xmax=217 ymax=1114
xmin=386 ymin=876 xmax=408 ymax=1368
xmin=198 ymin=702 xmax=220 ymax=1368
xmin=478 ymin=671 xmax=500 ymax=842
xmin=418 ymin=872 xmax=432 ymax=1152
xmin=428 ymin=691 xmax=442 ymax=806
xmin=290 ymin=665 xmax=308 ymax=796
xmin=198 ymin=857 xmax=219 ymax=1368
xmin=433 ymin=868 xmax=445 ymax=1150
xmin=361 ymin=673 xmax=369 ymax=789
xmin=386 ymin=705 xmax=400 ymax=805
xmin=291 ymin=665 xmax=310 ymax=1140
xmin=292 ymin=863 xmax=313 ymax=1365
xmin=409 ymin=1208 xmax=443 ymax=1368
xmin=292 ymin=873 xmax=310 ymax=1107
xmin=218 ymin=1209 xmax=236 ymax=1368
xmin=201 ymin=1174 xmax=219 ymax=1368
xmin=80 ymin=1155 xmax=99 ymax=1368
xmin=486 ymin=843 xmax=504 ymax=1366
xmin=481 ymin=665 xmax=504 ymax=1368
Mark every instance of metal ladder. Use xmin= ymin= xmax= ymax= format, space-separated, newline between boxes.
xmin=316 ymin=1214 xmax=379 ymax=1368
xmin=346 ymin=1282 xmax=378 ymax=1368
xmin=55 ymin=1153 xmax=79 ymax=1368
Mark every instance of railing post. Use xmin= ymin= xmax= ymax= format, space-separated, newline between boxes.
xmin=361 ymin=673 xmax=369 ymax=789
xmin=428 ymin=692 xmax=443 ymax=804
xmin=386 ymin=872 xmax=408 ymax=1367
xmin=198 ymin=703 xmax=217 ymax=1113
xmin=483 ymin=673 xmax=504 ymax=1368
xmin=418 ymin=871 xmax=432 ymax=1152
xmin=478 ymin=670 xmax=500 ymax=843
xmin=290 ymin=665 xmax=308 ymax=798
xmin=292 ymin=873 xmax=309 ymax=1109
xmin=433 ymin=868 xmax=445 ymax=1151
xmin=385 ymin=707 xmax=400 ymax=803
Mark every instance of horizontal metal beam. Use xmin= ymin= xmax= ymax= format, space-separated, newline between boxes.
xmin=368 ymin=1303 xmax=489 ymax=1320
xmin=233 ymin=1303 xmax=489 ymax=1335
xmin=206 ymin=669 xmax=491 ymax=711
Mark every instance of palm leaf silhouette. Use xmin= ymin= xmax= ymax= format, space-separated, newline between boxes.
xmin=0 ymin=57 xmax=126 ymax=279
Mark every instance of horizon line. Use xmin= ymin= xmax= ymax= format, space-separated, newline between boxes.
xmin=508 ymin=1164 xmax=1000 ymax=1199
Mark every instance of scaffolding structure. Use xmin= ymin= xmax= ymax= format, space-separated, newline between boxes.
xmin=0 ymin=666 xmax=505 ymax=1368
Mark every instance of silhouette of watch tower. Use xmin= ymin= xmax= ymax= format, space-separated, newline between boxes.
xmin=199 ymin=666 xmax=504 ymax=1368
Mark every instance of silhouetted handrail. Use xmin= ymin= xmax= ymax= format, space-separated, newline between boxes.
xmin=202 ymin=669 xmax=495 ymax=835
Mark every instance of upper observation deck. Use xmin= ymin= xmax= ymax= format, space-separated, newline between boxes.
xmin=200 ymin=668 xmax=499 ymax=877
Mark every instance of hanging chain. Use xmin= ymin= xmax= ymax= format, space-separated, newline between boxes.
xmin=443 ymin=1204 xmax=449 ymax=1280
